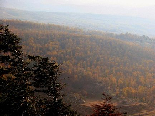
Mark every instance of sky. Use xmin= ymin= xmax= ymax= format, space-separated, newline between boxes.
xmin=1 ymin=0 xmax=155 ymax=20
xmin=40 ymin=0 xmax=155 ymax=7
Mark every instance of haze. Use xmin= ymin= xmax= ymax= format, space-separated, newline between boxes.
xmin=1 ymin=0 xmax=155 ymax=20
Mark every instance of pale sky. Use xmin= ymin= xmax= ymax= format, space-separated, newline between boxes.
xmin=1 ymin=0 xmax=155 ymax=20
xmin=41 ymin=0 xmax=155 ymax=7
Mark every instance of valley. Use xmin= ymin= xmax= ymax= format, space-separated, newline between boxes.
xmin=1 ymin=20 xmax=155 ymax=115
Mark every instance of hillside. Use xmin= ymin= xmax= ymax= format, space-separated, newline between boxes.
xmin=1 ymin=20 xmax=155 ymax=115
xmin=1 ymin=7 xmax=155 ymax=37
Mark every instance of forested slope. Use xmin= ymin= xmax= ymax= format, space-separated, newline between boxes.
xmin=1 ymin=20 xmax=155 ymax=106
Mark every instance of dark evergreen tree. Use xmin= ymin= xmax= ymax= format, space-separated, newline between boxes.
xmin=0 ymin=24 xmax=78 ymax=115
xmin=28 ymin=56 xmax=78 ymax=116
xmin=0 ymin=25 xmax=35 ymax=115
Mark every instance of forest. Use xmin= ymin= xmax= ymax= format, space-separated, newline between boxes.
xmin=1 ymin=20 xmax=155 ymax=115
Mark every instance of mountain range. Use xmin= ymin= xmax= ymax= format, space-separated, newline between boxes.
xmin=1 ymin=7 xmax=155 ymax=37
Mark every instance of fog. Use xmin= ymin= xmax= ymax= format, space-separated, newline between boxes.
xmin=1 ymin=0 xmax=155 ymax=20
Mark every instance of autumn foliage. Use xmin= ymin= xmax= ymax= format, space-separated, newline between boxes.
xmin=3 ymin=20 xmax=155 ymax=104
xmin=1 ymin=19 xmax=155 ymax=115
xmin=90 ymin=93 xmax=125 ymax=116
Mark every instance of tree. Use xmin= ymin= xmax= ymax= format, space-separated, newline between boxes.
xmin=28 ymin=55 xmax=78 ymax=116
xmin=0 ymin=25 xmax=78 ymax=115
xmin=90 ymin=93 xmax=126 ymax=116
xmin=0 ymin=25 xmax=35 ymax=115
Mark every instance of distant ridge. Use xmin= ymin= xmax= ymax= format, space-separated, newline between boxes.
xmin=1 ymin=7 xmax=155 ymax=37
